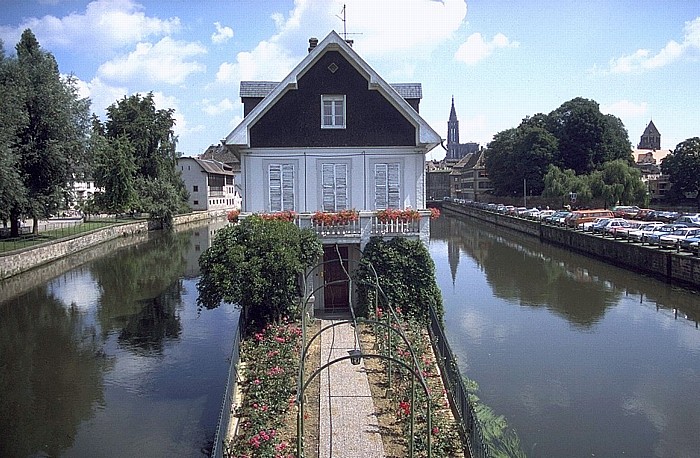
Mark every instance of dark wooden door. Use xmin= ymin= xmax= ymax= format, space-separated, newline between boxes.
xmin=323 ymin=246 xmax=349 ymax=311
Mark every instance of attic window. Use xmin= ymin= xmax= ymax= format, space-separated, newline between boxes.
xmin=328 ymin=62 xmax=339 ymax=73
xmin=321 ymin=95 xmax=346 ymax=129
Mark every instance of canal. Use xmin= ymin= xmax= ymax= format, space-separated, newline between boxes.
xmin=0 ymin=221 xmax=237 ymax=457
xmin=430 ymin=214 xmax=700 ymax=457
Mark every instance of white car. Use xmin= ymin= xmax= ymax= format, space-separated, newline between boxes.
xmin=627 ymin=222 xmax=666 ymax=241
xmin=658 ymin=228 xmax=700 ymax=248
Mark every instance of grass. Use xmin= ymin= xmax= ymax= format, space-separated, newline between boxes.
xmin=0 ymin=220 xmax=128 ymax=253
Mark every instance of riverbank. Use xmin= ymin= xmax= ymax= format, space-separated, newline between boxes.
xmin=442 ymin=202 xmax=700 ymax=289
xmin=0 ymin=210 xmax=229 ymax=281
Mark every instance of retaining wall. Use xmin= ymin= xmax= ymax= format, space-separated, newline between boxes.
xmin=0 ymin=210 xmax=227 ymax=281
xmin=443 ymin=202 xmax=700 ymax=289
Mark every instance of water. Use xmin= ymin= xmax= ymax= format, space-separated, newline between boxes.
xmin=0 ymin=221 xmax=238 ymax=457
xmin=429 ymin=214 xmax=700 ymax=458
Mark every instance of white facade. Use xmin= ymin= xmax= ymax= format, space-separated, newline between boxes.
xmin=177 ymin=157 xmax=241 ymax=212
xmin=238 ymin=147 xmax=426 ymax=213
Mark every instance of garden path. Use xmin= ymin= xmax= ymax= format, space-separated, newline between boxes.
xmin=318 ymin=319 xmax=385 ymax=458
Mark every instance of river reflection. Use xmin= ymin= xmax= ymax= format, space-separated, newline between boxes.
xmin=0 ymin=221 xmax=237 ymax=457
xmin=430 ymin=214 xmax=700 ymax=457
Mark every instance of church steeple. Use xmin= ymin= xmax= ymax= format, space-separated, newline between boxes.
xmin=638 ymin=120 xmax=661 ymax=150
xmin=447 ymin=96 xmax=460 ymax=160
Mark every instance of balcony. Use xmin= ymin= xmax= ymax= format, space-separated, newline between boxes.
xmin=239 ymin=210 xmax=433 ymax=249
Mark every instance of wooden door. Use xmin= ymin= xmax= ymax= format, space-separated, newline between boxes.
xmin=323 ymin=246 xmax=349 ymax=311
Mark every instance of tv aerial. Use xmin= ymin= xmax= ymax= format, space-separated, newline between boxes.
xmin=336 ymin=4 xmax=362 ymax=44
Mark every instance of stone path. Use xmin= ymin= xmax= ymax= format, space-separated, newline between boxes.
xmin=318 ymin=319 xmax=386 ymax=458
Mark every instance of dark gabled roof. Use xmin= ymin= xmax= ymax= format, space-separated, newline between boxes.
xmin=239 ymin=81 xmax=422 ymax=100
xmin=199 ymin=144 xmax=241 ymax=172
xmin=643 ymin=120 xmax=660 ymax=136
xmin=227 ymin=31 xmax=440 ymax=150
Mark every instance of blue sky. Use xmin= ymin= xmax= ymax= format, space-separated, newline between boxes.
xmin=1 ymin=0 xmax=698 ymax=160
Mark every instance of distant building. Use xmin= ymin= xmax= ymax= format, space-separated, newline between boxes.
xmin=637 ymin=120 xmax=661 ymax=150
xmin=425 ymin=160 xmax=451 ymax=201
xmin=449 ymin=149 xmax=492 ymax=201
xmin=177 ymin=157 xmax=240 ymax=211
xmin=446 ymin=97 xmax=479 ymax=162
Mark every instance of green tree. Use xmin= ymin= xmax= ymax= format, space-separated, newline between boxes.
xmin=547 ymin=97 xmax=632 ymax=174
xmin=92 ymin=134 xmax=137 ymax=215
xmin=484 ymin=128 xmax=517 ymax=195
xmin=661 ymin=137 xmax=700 ymax=207
xmin=7 ymin=29 xmax=91 ymax=236
xmin=197 ymin=217 xmax=323 ymax=331
xmin=0 ymin=41 xmax=28 ymax=228
xmin=355 ymin=237 xmax=443 ymax=324
xmin=542 ymin=165 xmax=591 ymax=207
xmin=588 ymin=159 xmax=647 ymax=208
xmin=102 ymin=93 xmax=188 ymax=225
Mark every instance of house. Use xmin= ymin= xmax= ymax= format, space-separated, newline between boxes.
xmin=222 ymin=31 xmax=441 ymax=314
xmin=448 ymin=149 xmax=491 ymax=202
xmin=177 ymin=157 xmax=241 ymax=212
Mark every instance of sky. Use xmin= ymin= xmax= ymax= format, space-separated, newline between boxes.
xmin=1 ymin=0 xmax=699 ymax=161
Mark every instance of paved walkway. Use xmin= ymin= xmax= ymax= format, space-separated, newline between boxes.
xmin=318 ymin=319 xmax=385 ymax=458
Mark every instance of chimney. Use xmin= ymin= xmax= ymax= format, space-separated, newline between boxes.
xmin=308 ymin=37 xmax=318 ymax=53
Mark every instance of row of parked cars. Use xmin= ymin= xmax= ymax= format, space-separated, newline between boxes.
xmin=445 ymin=198 xmax=700 ymax=254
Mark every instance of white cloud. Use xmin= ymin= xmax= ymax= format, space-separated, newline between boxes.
xmin=608 ymin=16 xmax=700 ymax=73
xmin=0 ymin=0 xmax=180 ymax=54
xmin=98 ymin=37 xmax=206 ymax=85
xmin=600 ymin=100 xmax=649 ymax=119
xmin=202 ymin=98 xmax=235 ymax=116
xmin=211 ymin=22 xmax=233 ymax=44
xmin=68 ymin=75 xmax=128 ymax=117
xmin=454 ymin=32 xmax=519 ymax=65
xmin=216 ymin=40 xmax=297 ymax=84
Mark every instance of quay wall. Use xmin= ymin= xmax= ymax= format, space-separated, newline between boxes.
xmin=443 ymin=202 xmax=700 ymax=289
xmin=0 ymin=210 xmax=228 ymax=281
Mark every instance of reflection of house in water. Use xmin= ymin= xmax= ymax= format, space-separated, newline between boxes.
xmin=182 ymin=220 xmax=230 ymax=278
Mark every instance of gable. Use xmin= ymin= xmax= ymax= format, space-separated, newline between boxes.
xmin=248 ymin=51 xmax=415 ymax=148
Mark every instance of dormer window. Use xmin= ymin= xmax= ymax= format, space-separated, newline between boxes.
xmin=321 ymin=95 xmax=345 ymax=129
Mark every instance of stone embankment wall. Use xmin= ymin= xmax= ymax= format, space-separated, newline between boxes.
xmin=443 ymin=202 xmax=700 ymax=289
xmin=0 ymin=210 xmax=228 ymax=281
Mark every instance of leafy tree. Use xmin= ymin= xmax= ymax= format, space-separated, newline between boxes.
xmin=92 ymin=135 xmax=137 ymax=215
xmin=5 ymin=29 xmax=91 ymax=236
xmin=0 ymin=41 xmax=28 ymax=227
xmin=355 ymin=237 xmax=443 ymax=324
xmin=197 ymin=217 xmax=323 ymax=331
xmin=101 ymin=93 xmax=188 ymax=225
xmin=588 ymin=159 xmax=647 ymax=208
xmin=542 ymin=165 xmax=591 ymax=207
xmin=484 ymin=129 xmax=517 ymax=195
xmin=547 ymin=97 xmax=632 ymax=174
xmin=661 ymin=137 xmax=700 ymax=207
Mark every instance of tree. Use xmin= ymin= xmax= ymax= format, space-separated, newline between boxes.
xmin=661 ymin=137 xmax=700 ymax=207
xmin=0 ymin=41 xmax=28 ymax=227
xmin=542 ymin=165 xmax=591 ymax=207
xmin=355 ymin=237 xmax=443 ymax=324
xmin=546 ymin=97 xmax=632 ymax=174
xmin=484 ymin=128 xmax=518 ymax=195
xmin=91 ymin=134 xmax=137 ymax=215
xmin=102 ymin=93 xmax=188 ymax=224
xmin=6 ymin=29 xmax=91 ymax=236
xmin=588 ymin=159 xmax=647 ymax=208
xmin=197 ymin=217 xmax=323 ymax=331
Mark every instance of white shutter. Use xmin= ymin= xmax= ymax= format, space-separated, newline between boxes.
xmin=322 ymin=163 xmax=348 ymax=211
xmin=269 ymin=164 xmax=281 ymax=211
xmin=387 ymin=163 xmax=400 ymax=208
xmin=269 ymin=163 xmax=294 ymax=211
xmin=374 ymin=164 xmax=388 ymax=209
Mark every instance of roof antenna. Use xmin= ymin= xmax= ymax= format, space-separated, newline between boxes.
xmin=336 ymin=4 xmax=361 ymax=45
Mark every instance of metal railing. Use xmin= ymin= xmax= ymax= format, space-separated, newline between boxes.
xmin=211 ymin=309 xmax=245 ymax=458
xmin=427 ymin=305 xmax=491 ymax=458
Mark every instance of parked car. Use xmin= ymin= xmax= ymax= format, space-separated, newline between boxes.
xmin=674 ymin=215 xmax=700 ymax=227
xmin=537 ymin=209 xmax=556 ymax=221
xmin=565 ymin=209 xmax=615 ymax=228
xmin=679 ymin=235 xmax=700 ymax=252
xmin=593 ymin=218 xmax=628 ymax=235
xmin=611 ymin=205 xmax=641 ymax=218
xmin=634 ymin=209 xmax=655 ymax=220
xmin=657 ymin=228 xmax=700 ymax=248
xmin=646 ymin=224 xmax=689 ymax=245
xmin=608 ymin=221 xmax=643 ymax=237
xmin=544 ymin=210 xmax=570 ymax=226
xmin=627 ymin=222 xmax=667 ymax=241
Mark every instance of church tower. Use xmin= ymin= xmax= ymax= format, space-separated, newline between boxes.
xmin=638 ymin=120 xmax=661 ymax=150
xmin=447 ymin=96 xmax=460 ymax=161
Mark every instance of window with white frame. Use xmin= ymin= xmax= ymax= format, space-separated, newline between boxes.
xmin=374 ymin=163 xmax=400 ymax=209
xmin=321 ymin=163 xmax=348 ymax=211
xmin=269 ymin=163 xmax=295 ymax=211
xmin=321 ymin=95 xmax=346 ymax=129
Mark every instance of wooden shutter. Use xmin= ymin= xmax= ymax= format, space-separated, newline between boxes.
xmin=322 ymin=164 xmax=347 ymax=211
xmin=374 ymin=164 xmax=388 ymax=209
xmin=387 ymin=163 xmax=400 ymax=208
xmin=269 ymin=163 xmax=294 ymax=211
xmin=374 ymin=163 xmax=400 ymax=210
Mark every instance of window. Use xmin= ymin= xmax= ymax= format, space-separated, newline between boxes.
xmin=269 ymin=163 xmax=295 ymax=211
xmin=321 ymin=163 xmax=348 ymax=211
xmin=193 ymin=185 xmax=198 ymax=192
xmin=193 ymin=200 xmax=199 ymax=205
xmin=374 ymin=163 xmax=400 ymax=209
xmin=321 ymin=95 xmax=345 ymax=129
